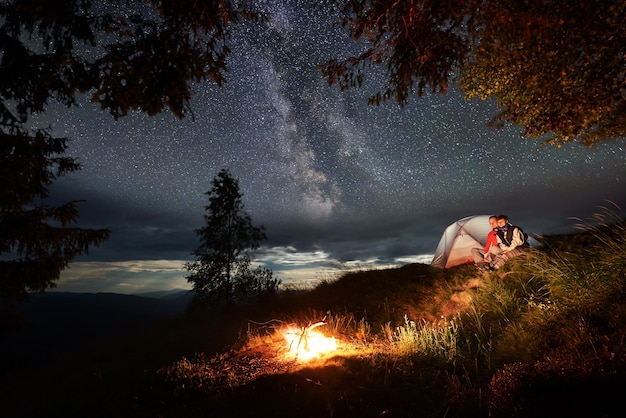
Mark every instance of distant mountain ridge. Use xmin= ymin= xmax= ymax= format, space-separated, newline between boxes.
xmin=1 ymin=290 xmax=194 ymax=374
xmin=134 ymin=288 xmax=193 ymax=299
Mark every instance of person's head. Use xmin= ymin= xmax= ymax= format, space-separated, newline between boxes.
xmin=488 ymin=215 xmax=498 ymax=229
xmin=497 ymin=215 xmax=509 ymax=228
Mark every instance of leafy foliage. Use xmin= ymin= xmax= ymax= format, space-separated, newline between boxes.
xmin=320 ymin=0 xmax=626 ymax=145
xmin=460 ymin=0 xmax=626 ymax=146
xmin=319 ymin=0 xmax=468 ymax=104
xmin=185 ymin=169 xmax=279 ymax=306
xmin=0 ymin=0 xmax=258 ymax=122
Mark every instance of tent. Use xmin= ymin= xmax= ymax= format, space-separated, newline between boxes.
xmin=431 ymin=215 xmax=493 ymax=269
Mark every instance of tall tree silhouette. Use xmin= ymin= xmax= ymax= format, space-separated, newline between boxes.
xmin=186 ymin=169 xmax=279 ymax=306
xmin=0 ymin=128 xmax=110 ymax=302
xmin=0 ymin=1 xmax=258 ymax=301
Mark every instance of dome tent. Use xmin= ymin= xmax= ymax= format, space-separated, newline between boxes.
xmin=431 ymin=215 xmax=493 ymax=269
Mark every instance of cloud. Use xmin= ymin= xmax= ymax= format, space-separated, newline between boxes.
xmin=57 ymin=260 xmax=190 ymax=294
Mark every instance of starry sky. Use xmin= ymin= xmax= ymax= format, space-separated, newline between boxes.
xmin=33 ymin=0 xmax=625 ymax=294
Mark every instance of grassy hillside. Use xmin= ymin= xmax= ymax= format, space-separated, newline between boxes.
xmin=2 ymin=207 xmax=625 ymax=417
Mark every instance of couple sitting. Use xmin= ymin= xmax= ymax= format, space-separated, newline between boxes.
xmin=472 ymin=215 xmax=529 ymax=271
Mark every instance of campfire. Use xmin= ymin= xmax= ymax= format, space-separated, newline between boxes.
xmin=281 ymin=321 xmax=337 ymax=361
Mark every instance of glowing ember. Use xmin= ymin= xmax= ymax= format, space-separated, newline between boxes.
xmin=282 ymin=322 xmax=337 ymax=360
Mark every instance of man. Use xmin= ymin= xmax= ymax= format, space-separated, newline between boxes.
xmin=472 ymin=216 xmax=501 ymax=269
xmin=490 ymin=215 xmax=530 ymax=270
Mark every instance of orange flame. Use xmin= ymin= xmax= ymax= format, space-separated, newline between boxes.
xmin=282 ymin=322 xmax=337 ymax=360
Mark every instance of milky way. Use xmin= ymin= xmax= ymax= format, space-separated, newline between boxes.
xmin=32 ymin=0 xmax=626 ymax=293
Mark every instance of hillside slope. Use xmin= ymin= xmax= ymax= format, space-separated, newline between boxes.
xmin=2 ymin=215 xmax=625 ymax=417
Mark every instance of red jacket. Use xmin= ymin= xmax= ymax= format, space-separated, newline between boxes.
xmin=484 ymin=230 xmax=498 ymax=254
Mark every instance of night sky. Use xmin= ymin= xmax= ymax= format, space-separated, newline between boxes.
xmin=33 ymin=0 xmax=625 ymax=294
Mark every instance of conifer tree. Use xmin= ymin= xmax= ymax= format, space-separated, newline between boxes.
xmin=185 ymin=169 xmax=279 ymax=306
xmin=0 ymin=127 xmax=110 ymax=302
